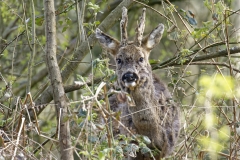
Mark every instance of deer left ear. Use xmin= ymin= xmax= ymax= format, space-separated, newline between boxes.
xmin=95 ymin=28 xmax=120 ymax=56
xmin=142 ymin=24 xmax=164 ymax=51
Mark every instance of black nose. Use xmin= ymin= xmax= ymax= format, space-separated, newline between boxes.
xmin=122 ymin=72 xmax=138 ymax=83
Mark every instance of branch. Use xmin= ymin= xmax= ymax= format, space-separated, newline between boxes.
xmin=44 ymin=0 xmax=73 ymax=159
xmin=26 ymin=0 xmax=36 ymax=93
xmin=178 ymin=62 xmax=240 ymax=73
xmin=153 ymin=46 xmax=240 ymax=69
xmin=21 ymin=0 xmax=32 ymax=51
xmin=0 ymin=31 xmax=25 ymax=55
xmin=64 ymin=78 xmax=102 ymax=93
xmin=29 ymin=77 xmax=102 ymax=117
xmin=186 ymin=47 xmax=240 ymax=63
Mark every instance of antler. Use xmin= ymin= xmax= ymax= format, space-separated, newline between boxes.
xmin=135 ymin=8 xmax=146 ymax=46
xmin=120 ymin=7 xmax=128 ymax=46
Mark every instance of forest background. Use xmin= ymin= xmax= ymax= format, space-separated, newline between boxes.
xmin=0 ymin=0 xmax=240 ymax=159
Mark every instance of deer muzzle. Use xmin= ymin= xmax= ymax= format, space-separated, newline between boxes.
xmin=122 ymin=72 xmax=139 ymax=90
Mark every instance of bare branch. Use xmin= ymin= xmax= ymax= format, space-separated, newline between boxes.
xmin=181 ymin=62 xmax=240 ymax=73
xmin=26 ymin=0 xmax=36 ymax=94
xmin=154 ymin=46 xmax=240 ymax=70
xmin=21 ymin=0 xmax=32 ymax=51
xmin=12 ymin=117 xmax=25 ymax=160
xmin=0 ymin=31 xmax=25 ymax=55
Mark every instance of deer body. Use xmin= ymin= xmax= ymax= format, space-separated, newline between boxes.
xmin=96 ymin=7 xmax=180 ymax=159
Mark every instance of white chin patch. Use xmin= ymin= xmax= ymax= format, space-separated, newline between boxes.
xmin=125 ymin=82 xmax=137 ymax=90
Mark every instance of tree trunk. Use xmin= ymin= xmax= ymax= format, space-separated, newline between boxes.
xmin=44 ymin=0 xmax=73 ymax=159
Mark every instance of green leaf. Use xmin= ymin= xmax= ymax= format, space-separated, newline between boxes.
xmin=204 ymin=0 xmax=211 ymax=10
xmin=140 ymin=146 xmax=151 ymax=154
xmin=62 ymin=26 xmax=68 ymax=33
xmin=98 ymin=151 xmax=106 ymax=160
xmin=180 ymin=9 xmax=186 ymax=13
xmin=80 ymin=151 xmax=89 ymax=156
xmin=83 ymin=23 xmax=89 ymax=27
xmin=168 ymin=83 xmax=174 ymax=88
xmin=180 ymin=48 xmax=193 ymax=55
xmin=79 ymin=108 xmax=87 ymax=117
xmin=94 ymin=21 xmax=100 ymax=25
xmin=35 ymin=17 xmax=44 ymax=26
xmin=167 ymin=31 xmax=179 ymax=41
xmin=6 ymin=117 xmax=12 ymax=124
xmin=125 ymin=143 xmax=139 ymax=152
xmin=79 ymin=121 xmax=85 ymax=128
xmin=186 ymin=71 xmax=192 ymax=75
xmin=117 ymin=134 xmax=127 ymax=140
xmin=149 ymin=59 xmax=160 ymax=65
xmin=87 ymin=2 xmax=100 ymax=11
xmin=0 ymin=120 xmax=6 ymax=127
xmin=173 ymin=79 xmax=177 ymax=84
xmin=88 ymin=135 xmax=98 ymax=143
xmin=115 ymin=146 xmax=123 ymax=155
xmin=109 ymin=74 xmax=117 ymax=82
xmin=58 ymin=20 xmax=63 ymax=25
xmin=142 ymin=136 xmax=151 ymax=144
xmin=65 ymin=17 xmax=72 ymax=25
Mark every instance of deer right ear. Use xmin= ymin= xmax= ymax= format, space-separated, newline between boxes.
xmin=142 ymin=24 xmax=164 ymax=51
xmin=96 ymin=28 xmax=120 ymax=56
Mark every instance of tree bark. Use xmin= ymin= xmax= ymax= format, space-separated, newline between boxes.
xmin=44 ymin=0 xmax=73 ymax=159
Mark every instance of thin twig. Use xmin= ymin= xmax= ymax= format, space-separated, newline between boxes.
xmin=0 ymin=31 xmax=26 ymax=55
xmin=21 ymin=0 xmax=32 ymax=51
xmin=26 ymin=0 xmax=36 ymax=93
xmin=177 ymin=62 xmax=240 ymax=73
xmin=12 ymin=117 xmax=25 ymax=160
xmin=33 ymin=134 xmax=56 ymax=154
xmin=133 ymin=0 xmax=176 ymax=27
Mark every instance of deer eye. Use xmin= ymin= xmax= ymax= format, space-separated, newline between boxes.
xmin=116 ymin=58 xmax=122 ymax=64
xmin=139 ymin=57 xmax=144 ymax=62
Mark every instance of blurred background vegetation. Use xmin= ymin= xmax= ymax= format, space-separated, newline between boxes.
xmin=1 ymin=0 xmax=240 ymax=159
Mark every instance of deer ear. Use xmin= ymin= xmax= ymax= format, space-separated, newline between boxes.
xmin=142 ymin=24 xmax=164 ymax=51
xmin=96 ymin=28 xmax=120 ymax=56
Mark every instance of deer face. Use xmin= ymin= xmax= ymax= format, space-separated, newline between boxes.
xmin=96 ymin=7 xmax=164 ymax=92
xmin=115 ymin=45 xmax=152 ymax=91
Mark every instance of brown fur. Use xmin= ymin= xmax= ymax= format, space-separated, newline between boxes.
xmin=96 ymin=7 xmax=180 ymax=159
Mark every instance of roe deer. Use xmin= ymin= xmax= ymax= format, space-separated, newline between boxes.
xmin=96 ymin=7 xmax=180 ymax=159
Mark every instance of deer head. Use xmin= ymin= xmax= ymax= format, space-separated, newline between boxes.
xmin=96 ymin=7 xmax=164 ymax=94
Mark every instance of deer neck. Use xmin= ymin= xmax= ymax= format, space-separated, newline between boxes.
xmin=128 ymin=76 xmax=160 ymax=135
xmin=130 ymin=76 xmax=157 ymax=109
